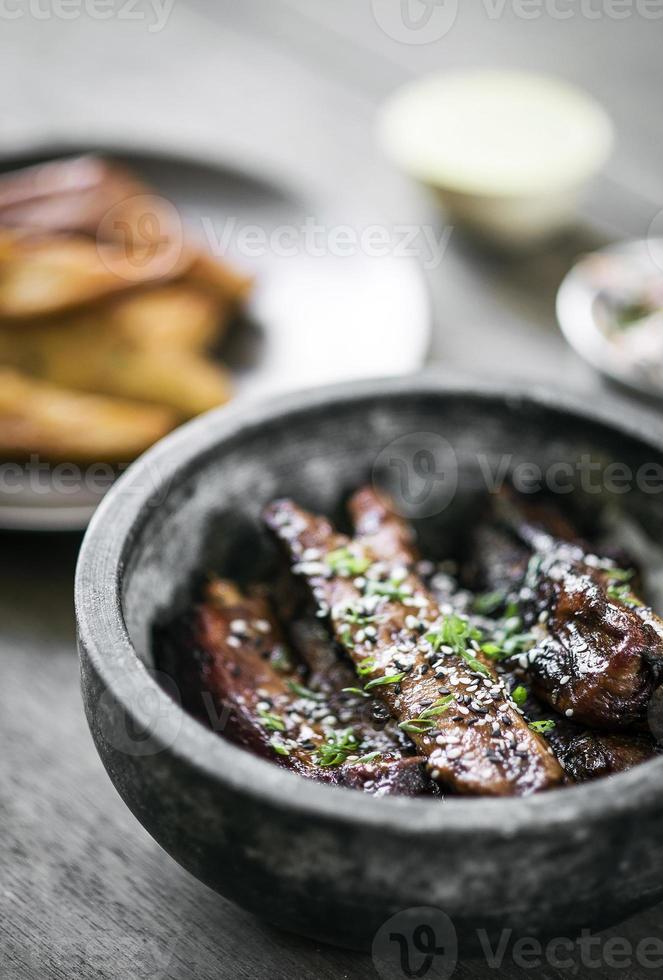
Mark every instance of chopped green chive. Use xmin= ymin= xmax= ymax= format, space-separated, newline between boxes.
xmin=529 ymin=719 xmax=556 ymax=734
xmin=287 ymin=680 xmax=324 ymax=701
xmin=258 ymin=708 xmax=286 ymax=732
xmin=269 ymin=737 xmax=291 ymax=756
xmin=314 ymin=728 xmax=358 ymax=768
xmin=512 ymin=685 xmax=528 ymax=706
xmin=355 ymin=751 xmax=381 ymax=764
xmin=365 ymin=578 xmax=411 ymax=602
xmin=341 ymin=686 xmax=369 ymax=698
xmin=473 ymin=590 xmax=506 ymax=615
xmin=356 ymin=656 xmax=377 ymax=677
xmin=326 ymin=547 xmax=372 ymax=577
xmin=364 ymin=672 xmax=406 ymax=691
xmin=398 ymin=695 xmax=454 ymax=734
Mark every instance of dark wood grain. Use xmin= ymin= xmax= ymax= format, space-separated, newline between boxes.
xmin=2 ymin=0 xmax=663 ymax=977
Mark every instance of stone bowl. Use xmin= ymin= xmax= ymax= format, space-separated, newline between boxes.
xmin=75 ymin=376 xmax=663 ymax=952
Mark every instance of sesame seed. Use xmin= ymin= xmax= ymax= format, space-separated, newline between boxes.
xmin=565 ymin=708 xmax=574 ymax=717
xmin=559 ymin=675 xmax=571 ymax=685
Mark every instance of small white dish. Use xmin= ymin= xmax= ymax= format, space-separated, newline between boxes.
xmin=557 ymin=238 xmax=663 ymax=398
xmin=377 ymin=69 xmax=614 ymax=248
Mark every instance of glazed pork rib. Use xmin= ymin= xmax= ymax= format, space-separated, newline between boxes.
xmin=490 ymin=493 xmax=663 ymax=730
xmin=264 ymin=496 xmax=563 ymax=796
xmin=520 ymin=688 xmax=657 ymax=782
xmin=550 ymin=728 xmax=655 ymax=782
xmin=160 ymin=578 xmax=431 ymax=796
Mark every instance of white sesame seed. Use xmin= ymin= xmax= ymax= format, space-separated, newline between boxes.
xmin=559 ymin=675 xmax=571 ymax=685
xmin=565 ymin=708 xmax=574 ymax=717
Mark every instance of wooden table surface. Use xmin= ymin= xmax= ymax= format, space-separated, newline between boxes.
xmin=2 ymin=3 xmax=663 ymax=978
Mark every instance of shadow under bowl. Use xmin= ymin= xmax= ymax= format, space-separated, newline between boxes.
xmin=75 ymin=375 xmax=663 ymax=952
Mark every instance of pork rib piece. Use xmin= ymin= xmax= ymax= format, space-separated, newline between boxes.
xmin=264 ymin=497 xmax=562 ymax=796
xmin=158 ymin=578 xmax=432 ymax=796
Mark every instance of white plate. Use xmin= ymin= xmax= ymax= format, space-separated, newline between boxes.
xmin=557 ymin=238 xmax=663 ymax=400
xmin=0 ymin=146 xmax=431 ymax=531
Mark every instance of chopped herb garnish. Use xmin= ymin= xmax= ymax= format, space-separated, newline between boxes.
xmin=341 ymin=686 xmax=370 ymax=698
xmin=364 ymin=672 xmax=406 ymax=691
xmin=340 ymin=605 xmax=377 ymax=626
xmin=481 ymin=642 xmax=509 ymax=660
xmin=356 ymin=656 xmax=377 ymax=677
xmin=314 ymin=728 xmax=358 ymax=767
xmin=365 ymin=577 xmax=411 ymax=602
xmin=607 ymin=582 xmax=643 ymax=608
xmin=326 ymin=547 xmax=372 ymax=577
xmin=426 ymin=614 xmax=481 ymax=654
xmin=606 ymin=567 xmax=635 ymax=583
xmin=355 ymin=751 xmax=381 ymax=764
xmin=287 ymin=680 xmax=324 ymax=701
xmin=512 ymin=685 xmax=528 ymax=706
xmin=269 ymin=737 xmax=291 ymax=756
xmin=425 ymin=615 xmax=491 ymax=676
xmin=473 ymin=590 xmax=506 ymax=615
xmin=258 ymin=708 xmax=286 ymax=732
xmin=460 ymin=650 xmax=491 ymax=677
xmin=529 ymin=719 xmax=556 ymax=734
xmin=399 ymin=720 xmax=437 ymax=734
xmin=398 ymin=695 xmax=454 ymax=734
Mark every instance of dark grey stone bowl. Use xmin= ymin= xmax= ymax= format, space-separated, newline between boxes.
xmin=75 ymin=376 xmax=663 ymax=952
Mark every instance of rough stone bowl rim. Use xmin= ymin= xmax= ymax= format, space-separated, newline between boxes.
xmin=75 ymin=373 xmax=663 ymax=835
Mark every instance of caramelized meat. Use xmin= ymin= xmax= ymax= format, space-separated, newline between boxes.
xmin=349 ymin=486 xmax=418 ymax=564
xmin=264 ymin=499 xmax=563 ymax=797
xmin=469 ymin=490 xmax=663 ymax=731
xmin=520 ymin=689 xmax=657 ymax=782
xmin=521 ymin=550 xmax=663 ymax=729
xmin=159 ymin=578 xmax=432 ymax=796
xmin=551 ymin=728 xmax=656 ymax=782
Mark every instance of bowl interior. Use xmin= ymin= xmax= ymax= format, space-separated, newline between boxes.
xmin=120 ymin=384 xmax=663 ymax=680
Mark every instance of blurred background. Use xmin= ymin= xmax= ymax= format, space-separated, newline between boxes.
xmin=3 ymin=0 xmax=662 ymax=395
xmin=2 ymin=2 xmax=663 ymax=978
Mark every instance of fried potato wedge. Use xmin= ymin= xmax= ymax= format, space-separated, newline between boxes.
xmin=105 ymin=284 xmax=224 ymax=352
xmin=186 ymin=251 xmax=253 ymax=306
xmin=0 ymin=367 xmax=175 ymax=462
xmin=0 ymin=318 xmax=231 ymax=419
xmin=0 ymin=232 xmax=193 ymax=319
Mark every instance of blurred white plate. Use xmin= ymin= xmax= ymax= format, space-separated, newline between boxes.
xmin=557 ymin=238 xmax=663 ymax=399
xmin=0 ymin=146 xmax=431 ymax=531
